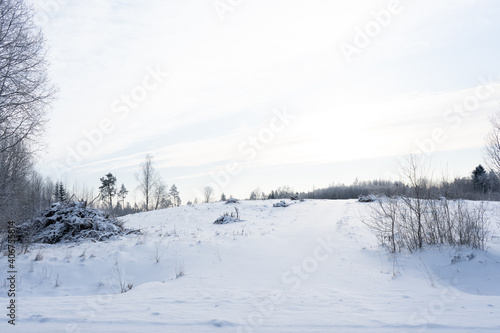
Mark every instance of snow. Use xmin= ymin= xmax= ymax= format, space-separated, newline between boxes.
xmin=1 ymin=199 xmax=500 ymax=332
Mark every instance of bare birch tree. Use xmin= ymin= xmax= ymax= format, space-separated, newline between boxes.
xmin=136 ymin=154 xmax=158 ymax=211
xmin=203 ymin=186 xmax=213 ymax=203
xmin=0 ymin=0 xmax=55 ymax=226
xmin=485 ymin=112 xmax=500 ymax=175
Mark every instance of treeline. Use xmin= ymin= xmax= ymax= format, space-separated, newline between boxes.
xmin=245 ymin=165 xmax=500 ymax=202
xmin=1 ymin=153 xmax=183 ymax=231
xmin=301 ymin=165 xmax=500 ymax=201
xmin=48 ymin=155 xmax=182 ymax=216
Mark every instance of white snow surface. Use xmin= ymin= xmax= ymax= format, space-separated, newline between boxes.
xmin=1 ymin=199 xmax=500 ymax=332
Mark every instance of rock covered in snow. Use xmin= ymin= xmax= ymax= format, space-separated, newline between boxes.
xmin=17 ymin=201 xmax=134 ymax=244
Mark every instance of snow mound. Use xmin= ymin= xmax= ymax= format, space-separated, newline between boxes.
xmin=273 ymin=200 xmax=290 ymax=207
xmin=17 ymin=201 xmax=133 ymax=244
xmin=358 ymin=194 xmax=377 ymax=202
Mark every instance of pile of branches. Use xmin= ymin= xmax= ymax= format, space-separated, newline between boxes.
xmin=16 ymin=201 xmax=136 ymax=244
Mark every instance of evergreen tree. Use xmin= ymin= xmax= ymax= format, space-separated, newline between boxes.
xmin=488 ymin=170 xmax=500 ymax=193
xmin=99 ymin=173 xmax=117 ymax=208
xmin=169 ymin=184 xmax=181 ymax=207
xmin=249 ymin=191 xmax=257 ymax=200
xmin=117 ymin=184 xmax=128 ymax=209
xmin=59 ymin=184 xmax=66 ymax=202
xmin=54 ymin=182 xmax=67 ymax=202
xmin=472 ymin=165 xmax=488 ymax=193
xmin=220 ymin=193 xmax=227 ymax=201
xmin=53 ymin=182 xmax=59 ymax=202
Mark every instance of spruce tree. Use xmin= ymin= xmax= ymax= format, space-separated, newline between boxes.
xmin=472 ymin=165 xmax=488 ymax=193
xmin=54 ymin=182 xmax=66 ymax=202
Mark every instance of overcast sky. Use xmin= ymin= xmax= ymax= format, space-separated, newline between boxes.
xmin=30 ymin=0 xmax=500 ymax=202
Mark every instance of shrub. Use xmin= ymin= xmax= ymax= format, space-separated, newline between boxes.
xmin=273 ymin=200 xmax=289 ymax=207
xmin=214 ymin=207 xmax=240 ymax=224
xmin=364 ymin=197 xmax=491 ymax=252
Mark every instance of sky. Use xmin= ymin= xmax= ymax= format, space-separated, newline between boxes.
xmin=28 ymin=0 xmax=500 ymax=203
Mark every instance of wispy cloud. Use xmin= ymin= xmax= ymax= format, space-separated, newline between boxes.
xmin=30 ymin=0 xmax=500 ymax=199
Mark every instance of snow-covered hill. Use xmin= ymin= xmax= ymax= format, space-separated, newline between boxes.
xmin=1 ymin=199 xmax=500 ymax=332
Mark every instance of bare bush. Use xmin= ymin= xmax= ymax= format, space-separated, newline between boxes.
xmin=365 ymin=197 xmax=490 ymax=252
xmin=214 ymin=207 xmax=240 ymax=224
xmin=106 ymin=261 xmax=133 ymax=294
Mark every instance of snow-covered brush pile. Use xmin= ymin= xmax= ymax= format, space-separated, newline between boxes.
xmin=358 ymin=195 xmax=378 ymax=203
xmin=17 ymin=201 xmax=134 ymax=244
xmin=225 ymin=198 xmax=239 ymax=204
xmin=214 ymin=207 xmax=240 ymax=224
xmin=273 ymin=200 xmax=290 ymax=207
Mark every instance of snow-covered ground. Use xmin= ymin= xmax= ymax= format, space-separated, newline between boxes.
xmin=1 ymin=199 xmax=500 ymax=332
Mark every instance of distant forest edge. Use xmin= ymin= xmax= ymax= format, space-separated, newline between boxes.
xmin=251 ymin=164 xmax=500 ymax=202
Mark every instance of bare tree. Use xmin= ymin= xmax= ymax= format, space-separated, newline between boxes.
xmin=203 ymin=186 xmax=213 ymax=203
xmin=485 ymin=112 xmax=500 ymax=175
xmin=0 ymin=0 xmax=55 ymax=153
xmin=136 ymin=154 xmax=158 ymax=211
xmin=250 ymin=187 xmax=262 ymax=200
xmin=152 ymin=178 xmax=167 ymax=210
xmin=0 ymin=0 xmax=55 ymax=226
xmin=399 ymin=154 xmax=430 ymax=249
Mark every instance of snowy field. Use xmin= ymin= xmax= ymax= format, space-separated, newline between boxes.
xmin=1 ymin=199 xmax=500 ymax=332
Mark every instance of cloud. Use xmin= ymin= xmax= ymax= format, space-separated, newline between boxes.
xmin=30 ymin=0 xmax=500 ymax=199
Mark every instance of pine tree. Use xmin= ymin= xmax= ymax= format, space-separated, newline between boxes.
xmin=220 ymin=193 xmax=227 ymax=201
xmin=169 ymin=184 xmax=181 ymax=207
xmin=117 ymin=184 xmax=128 ymax=209
xmin=99 ymin=173 xmax=117 ymax=208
